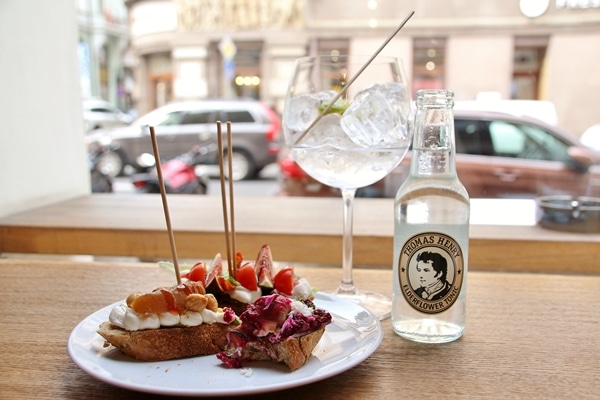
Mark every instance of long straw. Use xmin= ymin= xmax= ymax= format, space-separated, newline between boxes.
xmin=149 ymin=126 xmax=181 ymax=285
xmin=294 ymin=10 xmax=415 ymax=145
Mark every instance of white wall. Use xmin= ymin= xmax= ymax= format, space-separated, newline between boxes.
xmin=0 ymin=0 xmax=89 ymax=218
xmin=543 ymin=32 xmax=600 ymax=135
xmin=445 ymin=35 xmax=513 ymax=102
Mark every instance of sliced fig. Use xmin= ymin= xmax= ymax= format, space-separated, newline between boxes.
xmin=205 ymin=253 xmax=224 ymax=295
xmin=254 ymin=244 xmax=274 ymax=292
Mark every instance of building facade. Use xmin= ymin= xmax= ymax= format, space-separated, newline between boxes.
xmin=77 ymin=0 xmax=133 ymax=112
xmin=124 ymin=0 xmax=600 ymax=135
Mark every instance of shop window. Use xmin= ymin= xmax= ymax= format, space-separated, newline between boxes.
xmin=209 ymin=40 xmax=264 ymax=99
xmin=412 ymin=38 xmax=446 ymax=96
xmin=152 ymin=76 xmax=172 ymax=108
xmin=300 ymin=39 xmax=352 ymax=89
xmin=512 ymin=36 xmax=548 ymax=100
xmin=233 ymin=42 xmax=263 ymax=99
xmin=147 ymin=53 xmax=173 ymax=109
xmin=315 ymin=39 xmax=349 ymax=57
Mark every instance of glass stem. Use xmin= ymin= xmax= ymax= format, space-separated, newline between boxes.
xmin=338 ymin=188 xmax=358 ymax=295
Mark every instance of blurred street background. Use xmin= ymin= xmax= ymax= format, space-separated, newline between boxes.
xmin=3 ymin=1 xmax=600 ymax=219
xmin=79 ymin=0 xmax=600 ymax=198
xmin=112 ymin=164 xmax=280 ymax=196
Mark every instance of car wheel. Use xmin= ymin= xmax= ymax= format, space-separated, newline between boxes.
xmin=96 ymin=150 xmax=125 ymax=178
xmin=90 ymin=170 xmax=113 ymax=193
xmin=193 ymin=181 xmax=208 ymax=195
xmin=225 ymin=149 xmax=255 ymax=181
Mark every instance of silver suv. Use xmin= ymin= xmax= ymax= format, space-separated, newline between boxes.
xmin=89 ymin=99 xmax=281 ymax=180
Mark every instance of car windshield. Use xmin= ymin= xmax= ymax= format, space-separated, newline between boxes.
xmin=135 ymin=109 xmax=183 ymax=126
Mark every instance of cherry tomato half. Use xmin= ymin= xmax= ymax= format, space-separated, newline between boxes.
xmin=186 ymin=262 xmax=206 ymax=284
xmin=236 ymin=263 xmax=258 ymax=291
xmin=273 ymin=266 xmax=295 ymax=296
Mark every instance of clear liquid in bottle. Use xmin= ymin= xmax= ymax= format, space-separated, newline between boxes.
xmin=392 ymin=90 xmax=469 ymax=343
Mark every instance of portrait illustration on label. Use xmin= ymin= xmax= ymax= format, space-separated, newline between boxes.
xmin=398 ymin=232 xmax=464 ymax=314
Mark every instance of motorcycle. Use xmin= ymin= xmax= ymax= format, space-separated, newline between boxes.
xmin=131 ymin=146 xmax=209 ymax=194
xmin=88 ymin=141 xmax=114 ymax=193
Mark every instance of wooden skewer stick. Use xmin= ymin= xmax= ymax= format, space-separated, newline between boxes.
xmin=216 ymin=121 xmax=234 ymax=277
xmin=149 ymin=126 xmax=181 ymax=285
xmin=226 ymin=121 xmax=237 ymax=277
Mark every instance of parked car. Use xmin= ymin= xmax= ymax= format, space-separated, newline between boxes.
xmin=83 ymin=98 xmax=133 ymax=132
xmin=87 ymin=140 xmax=113 ymax=193
xmin=580 ymin=123 xmax=600 ymax=154
xmin=88 ymin=98 xmax=281 ymax=180
xmin=278 ymin=109 xmax=600 ymax=199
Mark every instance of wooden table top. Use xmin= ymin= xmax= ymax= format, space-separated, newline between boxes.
xmin=0 ymin=258 xmax=598 ymax=399
xmin=0 ymin=194 xmax=599 ymax=273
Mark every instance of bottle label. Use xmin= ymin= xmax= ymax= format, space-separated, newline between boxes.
xmin=397 ymin=232 xmax=464 ymax=314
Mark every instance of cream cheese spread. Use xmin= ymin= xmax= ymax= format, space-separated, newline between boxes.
xmin=292 ymin=277 xmax=313 ymax=299
xmin=108 ymin=303 xmax=228 ymax=331
xmin=227 ymin=286 xmax=262 ymax=304
xmin=290 ymin=298 xmax=313 ymax=317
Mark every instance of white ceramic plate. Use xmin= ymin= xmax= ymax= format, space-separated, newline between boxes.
xmin=67 ymin=292 xmax=383 ymax=397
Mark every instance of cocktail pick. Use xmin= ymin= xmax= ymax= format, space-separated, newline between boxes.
xmin=294 ymin=10 xmax=415 ymax=145
xmin=149 ymin=125 xmax=182 ymax=285
xmin=217 ymin=121 xmax=237 ymax=278
xmin=226 ymin=121 xmax=237 ymax=275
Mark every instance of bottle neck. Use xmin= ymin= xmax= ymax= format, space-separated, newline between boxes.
xmin=410 ymin=92 xmax=457 ymax=177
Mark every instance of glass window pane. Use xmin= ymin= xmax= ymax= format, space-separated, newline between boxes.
xmin=139 ymin=110 xmax=182 ymax=126
xmin=455 ymin=119 xmax=483 ymax=155
xmin=489 ymin=121 xmax=525 ymax=156
xmin=488 ymin=120 xmax=569 ymax=161
xmin=519 ymin=124 xmax=570 ymax=162
xmin=180 ymin=110 xmax=213 ymax=125
xmin=225 ymin=110 xmax=254 ymax=123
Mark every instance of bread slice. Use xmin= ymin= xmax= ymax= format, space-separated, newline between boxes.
xmin=216 ymin=294 xmax=331 ymax=371
xmin=228 ymin=327 xmax=326 ymax=371
xmin=98 ymin=321 xmax=230 ymax=361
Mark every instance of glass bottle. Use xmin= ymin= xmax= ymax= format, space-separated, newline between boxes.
xmin=392 ymin=89 xmax=469 ymax=343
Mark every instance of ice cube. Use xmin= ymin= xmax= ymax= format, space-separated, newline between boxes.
xmin=303 ymin=113 xmax=355 ymax=148
xmin=379 ymin=82 xmax=411 ymax=120
xmin=341 ymin=83 xmax=410 ymax=147
xmin=284 ymin=91 xmax=338 ymax=140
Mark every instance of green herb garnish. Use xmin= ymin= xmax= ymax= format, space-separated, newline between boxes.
xmin=318 ymin=99 xmax=350 ymax=115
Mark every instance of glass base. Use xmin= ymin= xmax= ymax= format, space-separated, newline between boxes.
xmin=332 ymin=288 xmax=392 ymax=320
